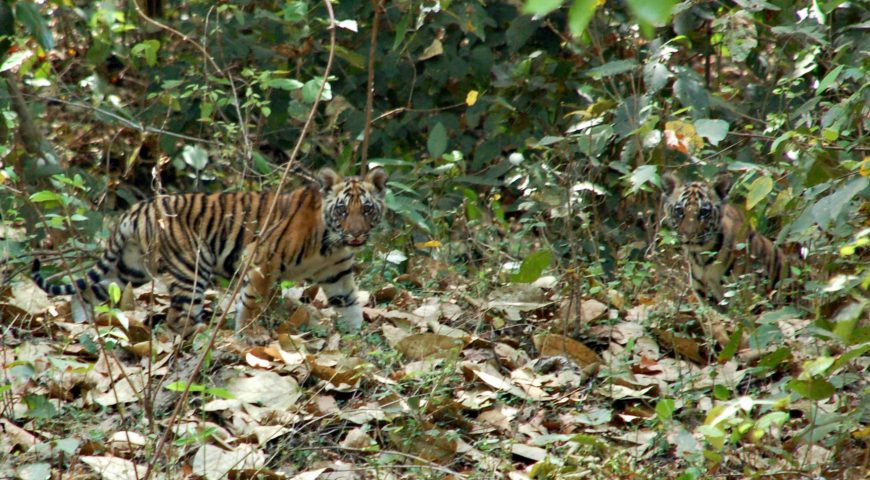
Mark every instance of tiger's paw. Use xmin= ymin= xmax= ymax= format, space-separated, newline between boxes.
xmin=334 ymin=303 xmax=364 ymax=332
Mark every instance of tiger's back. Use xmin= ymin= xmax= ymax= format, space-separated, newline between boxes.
xmin=33 ymin=167 xmax=388 ymax=332
xmin=662 ymin=173 xmax=790 ymax=308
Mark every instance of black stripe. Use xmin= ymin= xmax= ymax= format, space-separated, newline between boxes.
xmin=328 ymin=294 xmax=357 ymax=308
xmin=87 ymin=270 xmax=102 ymax=283
xmin=321 ymin=268 xmax=352 ymax=285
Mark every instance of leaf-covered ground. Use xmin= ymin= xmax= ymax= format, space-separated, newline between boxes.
xmin=2 ymin=253 xmax=868 ymax=480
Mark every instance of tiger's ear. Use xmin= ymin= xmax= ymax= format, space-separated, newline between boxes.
xmin=713 ymin=175 xmax=733 ymax=200
xmin=365 ymin=167 xmax=388 ymax=195
xmin=661 ymin=172 xmax=680 ymax=195
xmin=317 ymin=168 xmax=341 ymax=191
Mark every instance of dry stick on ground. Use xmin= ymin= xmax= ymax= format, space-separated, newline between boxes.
xmin=359 ymin=0 xmax=383 ymax=175
xmin=139 ymin=1 xmax=338 ymax=478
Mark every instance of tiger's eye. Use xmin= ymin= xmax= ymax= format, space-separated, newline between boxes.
xmin=673 ymin=205 xmax=684 ymax=218
xmin=363 ymin=202 xmax=374 ymax=214
xmin=699 ymin=204 xmax=712 ymax=218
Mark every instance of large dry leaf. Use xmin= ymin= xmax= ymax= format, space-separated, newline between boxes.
xmin=511 ymin=443 xmax=550 ymax=462
xmin=397 ymin=333 xmax=464 ymax=360
xmin=107 ymin=431 xmax=146 ymax=456
xmin=534 ymin=334 xmax=601 ymax=368
xmin=387 ymin=420 xmax=457 ymax=464
xmin=465 ymin=363 xmax=533 ymax=401
xmin=653 ymin=328 xmax=704 ymax=364
xmin=225 ymin=370 xmax=301 ymax=410
xmin=9 ymin=281 xmax=52 ymax=315
xmin=381 ymin=323 xmax=410 ymax=348
xmin=289 ymin=469 xmax=328 ymax=480
xmin=191 ymin=444 xmax=266 ymax=480
xmin=307 ymin=354 xmax=365 ymax=390
xmin=340 ymin=428 xmax=374 ymax=449
xmin=91 ymin=370 xmax=146 ymax=407
xmin=80 ymin=456 xmax=162 ymax=480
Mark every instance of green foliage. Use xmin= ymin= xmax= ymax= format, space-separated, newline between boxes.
xmin=0 ymin=0 xmax=867 ymax=476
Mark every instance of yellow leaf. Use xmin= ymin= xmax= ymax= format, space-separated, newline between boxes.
xmin=664 ymin=120 xmax=704 ymax=155
xmin=415 ymin=240 xmax=442 ymax=249
xmin=859 ymin=157 xmax=870 ymax=178
xmin=0 ymin=171 xmax=6 ymax=184
xmin=465 ymin=90 xmax=479 ymax=107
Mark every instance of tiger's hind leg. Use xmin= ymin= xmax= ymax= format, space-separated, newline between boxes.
xmin=162 ymin=249 xmax=217 ymax=335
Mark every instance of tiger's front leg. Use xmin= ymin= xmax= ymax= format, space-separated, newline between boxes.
xmin=235 ymin=260 xmax=276 ymax=334
xmin=318 ymin=268 xmax=363 ymax=332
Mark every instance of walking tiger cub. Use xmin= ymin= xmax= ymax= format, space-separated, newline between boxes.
xmin=662 ymin=172 xmax=790 ymax=309
xmin=33 ymin=167 xmax=388 ymax=333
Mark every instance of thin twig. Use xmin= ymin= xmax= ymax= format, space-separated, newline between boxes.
xmin=21 ymin=94 xmax=222 ymax=146
xmin=372 ymin=102 xmax=467 ymax=124
xmin=360 ymin=0 xmax=383 ymax=175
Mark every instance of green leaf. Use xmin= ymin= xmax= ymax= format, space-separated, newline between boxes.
xmin=267 ymin=78 xmax=304 ymax=90
xmin=512 ymin=250 xmax=552 ymax=283
xmin=0 ymin=50 xmax=32 ymax=73
xmin=810 ymin=176 xmax=869 ymax=230
xmin=393 ymin=12 xmax=411 ymax=50
xmin=717 ymin=326 xmax=742 ymax=362
xmin=745 ymin=176 xmax=773 ymax=210
xmin=643 ymin=62 xmax=670 ymax=94
xmin=656 ymin=398 xmax=676 ymax=421
xmin=568 ymin=0 xmax=598 ymax=36
xmin=673 ymin=72 xmax=710 ymax=118
xmin=815 ymin=65 xmax=844 ymax=95
xmin=626 ymin=0 xmax=675 ymax=25
xmin=694 ymin=119 xmax=729 ymax=146
xmin=756 ymin=347 xmax=791 ymax=371
xmin=755 ymin=411 xmax=789 ymax=430
xmin=281 ymin=1 xmax=307 ymax=22
xmin=15 ymin=1 xmax=53 ymax=50
xmin=30 ymin=190 xmax=62 ymax=203
xmin=333 ymin=45 xmax=366 ymax=70
xmin=24 ymin=394 xmax=57 ymax=419
xmin=523 ymin=0 xmax=563 ymax=16
xmin=108 ymin=283 xmax=122 ymax=305
xmin=787 ymin=378 xmax=834 ymax=401
xmin=181 ymin=145 xmax=208 ymax=170
xmin=54 ymin=437 xmax=81 ymax=455
xmin=585 ymin=60 xmax=638 ymax=79
xmin=206 ymin=387 xmax=235 ymax=399
xmin=427 ymin=122 xmax=448 ymax=160
xmin=831 ymin=344 xmax=870 ymax=371
xmin=164 ymin=381 xmax=206 ymax=393
xmin=627 ymin=165 xmax=657 ymax=194
xmin=131 ymin=40 xmax=160 ymax=67
xmin=301 ymin=77 xmax=332 ymax=103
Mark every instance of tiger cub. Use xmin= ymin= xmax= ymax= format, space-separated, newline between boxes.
xmin=662 ymin=173 xmax=789 ymax=309
xmin=33 ymin=167 xmax=388 ymax=332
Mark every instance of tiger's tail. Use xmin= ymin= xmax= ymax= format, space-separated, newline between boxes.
xmin=32 ymin=258 xmax=113 ymax=302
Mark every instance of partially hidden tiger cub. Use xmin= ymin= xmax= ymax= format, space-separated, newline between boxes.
xmin=32 ymin=167 xmax=388 ymax=333
xmin=662 ymin=172 xmax=790 ymax=309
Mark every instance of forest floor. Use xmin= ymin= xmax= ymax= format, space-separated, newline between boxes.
xmin=1 ymin=250 xmax=868 ymax=480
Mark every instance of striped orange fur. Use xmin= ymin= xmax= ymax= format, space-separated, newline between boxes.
xmin=662 ymin=173 xmax=790 ymax=309
xmin=32 ymin=167 xmax=388 ymax=332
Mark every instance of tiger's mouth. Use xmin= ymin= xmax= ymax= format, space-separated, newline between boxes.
xmin=345 ymin=237 xmax=367 ymax=247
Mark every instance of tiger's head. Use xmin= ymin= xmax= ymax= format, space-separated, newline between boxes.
xmin=662 ymin=173 xmax=732 ymax=246
xmin=319 ymin=167 xmax=388 ymax=248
